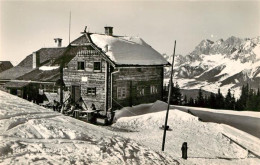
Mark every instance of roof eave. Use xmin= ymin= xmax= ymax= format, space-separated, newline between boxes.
xmin=115 ymin=63 xmax=170 ymax=68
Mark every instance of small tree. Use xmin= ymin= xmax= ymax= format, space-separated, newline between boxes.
xmin=216 ymin=88 xmax=224 ymax=109
xmin=188 ymin=97 xmax=195 ymax=106
xmin=183 ymin=95 xmax=188 ymax=105
xmin=196 ymin=88 xmax=205 ymax=107
xmin=169 ymin=82 xmax=182 ymax=105
xmin=225 ymin=89 xmax=233 ymax=110
xmin=208 ymin=92 xmax=216 ymax=109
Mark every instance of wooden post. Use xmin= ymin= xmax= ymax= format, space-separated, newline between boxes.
xmin=162 ymin=40 xmax=176 ymax=151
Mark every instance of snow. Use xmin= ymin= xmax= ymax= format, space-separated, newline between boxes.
xmin=90 ymin=34 xmax=169 ymax=65
xmin=114 ymin=100 xmax=167 ymax=122
xmin=112 ymin=102 xmax=260 ymax=165
xmin=39 ymin=66 xmax=59 ymax=71
xmin=0 ymin=91 xmax=176 ymax=164
xmin=1 ymin=90 xmax=259 ymax=164
xmin=172 ymin=105 xmax=260 ymax=118
xmin=253 ymin=44 xmax=260 ymax=60
xmin=173 ymin=51 xmax=260 ymax=98
xmin=198 ymin=54 xmax=252 ymax=78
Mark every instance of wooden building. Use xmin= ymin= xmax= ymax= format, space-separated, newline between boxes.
xmin=0 ymin=39 xmax=66 ymax=101
xmin=61 ymin=26 xmax=170 ymax=112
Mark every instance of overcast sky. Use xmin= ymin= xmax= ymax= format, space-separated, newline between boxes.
xmin=1 ymin=0 xmax=259 ymax=66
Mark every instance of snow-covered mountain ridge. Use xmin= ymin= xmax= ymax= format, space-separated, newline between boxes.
xmin=164 ymin=36 xmax=260 ymax=98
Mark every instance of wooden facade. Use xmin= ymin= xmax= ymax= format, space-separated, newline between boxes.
xmin=110 ymin=67 xmax=164 ymax=110
xmin=63 ymin=44 xmax=107 ymax=110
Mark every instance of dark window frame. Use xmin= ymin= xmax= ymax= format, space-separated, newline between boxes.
xmin=137 ymin=86 xmax=145 ymax=97
xmin=77 ymin=61 xmax=85 ymax=70
xmin=117 ymin=87 xmax=127 ymax=100
xmin=87 ymin=87 xmax=96 ymax=96
xmin=93 ymin=61 xmax=101 ymax=72
xmin=150 ymin=85 xmax=158 ymax=94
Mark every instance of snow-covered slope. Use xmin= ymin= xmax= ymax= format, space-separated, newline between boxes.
xmin=165 ymin=36 xmax=260 ymax=98
xmin=1 ymin=90 xmax=259 ymax=164
xmin=0 ymin=91 xmax=177 ymax=164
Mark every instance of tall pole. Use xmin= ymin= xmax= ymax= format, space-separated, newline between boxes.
xmin=162 ymin=40 xmax=176 ymax=151
xmin=69 ymin=11 xmax=71 ymax=44
xmin=59 ymin=62 xmax=64 ymax=105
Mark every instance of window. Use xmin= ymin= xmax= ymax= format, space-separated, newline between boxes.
xmin=117 ymin=87 xmax=126 ymax=99
xmin=150 ymin=85 xmax=158 ymax=94
xmin=87 ymin=87 xmax=96 ymax=96
xmin=137 ymin=86 xmax=145 ymax=97
xmin=77 ymin=61 xmax=85 ymax=70
xmin=93 ymin=62 xmax=101 ymax=72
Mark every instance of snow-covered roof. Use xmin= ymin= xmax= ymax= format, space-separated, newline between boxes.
xmin=39 ymin=66 xmax=59 ymax=71
xmin=90 ymin=34 xmax=169 ymax=66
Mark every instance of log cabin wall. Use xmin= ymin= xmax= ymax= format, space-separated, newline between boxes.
xmin=63 ymin=46 xmax=106 ymax=110
xmin=111 ymin=67 xmax=163 ymax=110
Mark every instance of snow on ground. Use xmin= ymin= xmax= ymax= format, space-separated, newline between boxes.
xmin=0 ymin=91 xmax=177 ymax=165
xmin=1 ymin=90 xmax=259 ymax=165
xmin=112 ymin=101 xmax=260 ymax=165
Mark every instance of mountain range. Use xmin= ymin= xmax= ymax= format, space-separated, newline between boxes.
xmin=164 ymin=36 xmax=260 ymax=98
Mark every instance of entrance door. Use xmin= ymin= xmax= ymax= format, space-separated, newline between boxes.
xmin=72 ymin=86 xmax=81 ymax=103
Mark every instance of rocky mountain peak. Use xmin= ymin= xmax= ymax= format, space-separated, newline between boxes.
xmin=164 ymin=36 xmax=260 ymax=99
xmin=191 ymin=39 xmax=214 ymax=56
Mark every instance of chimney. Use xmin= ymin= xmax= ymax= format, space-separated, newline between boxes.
xmin=54 ymin=38 xmax=62 ymax=47
xmin=104 ymin=26 xmax=113 ymax=36
xmin=32 ymin=52 xmax=39 ymax=68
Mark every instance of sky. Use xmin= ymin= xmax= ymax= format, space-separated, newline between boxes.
xmin=0 ymin=0 xmax=260 ymax=66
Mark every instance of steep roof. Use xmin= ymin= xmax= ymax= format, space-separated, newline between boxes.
xmin=89 ymin=34 xmax=169 ymax=66
xmin=17 ymin=67 xmax=60 ymax=82
xmin=18 ymin=47 xmax=66 ymax=67
xmin=70 ymin=35 xmax=89 ymax=45
xmin=0 ymin=61 xmax=13 ymax=73
xmin=0 ymin=66 xmax=34 ymax=80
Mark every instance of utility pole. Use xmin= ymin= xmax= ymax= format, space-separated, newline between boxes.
xmin=69 ymin=11 xmax=71 ymax=44
xmin=162 ymin=40 xmax=176 ymax=151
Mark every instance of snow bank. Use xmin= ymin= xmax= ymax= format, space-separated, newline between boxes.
xmin=0 ymin=91 xmax=177 ymax=164
xmin=114 ymin=100 xmax=168 ymax=122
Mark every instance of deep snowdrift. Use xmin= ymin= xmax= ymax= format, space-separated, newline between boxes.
xmin=114 ymin=100 xmax=168 ymax=122
xmin=0 ymin=91 xmax=177 ymax=165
